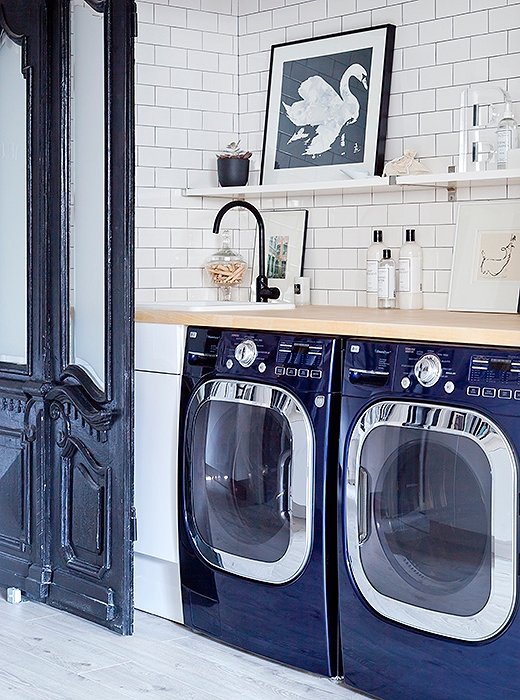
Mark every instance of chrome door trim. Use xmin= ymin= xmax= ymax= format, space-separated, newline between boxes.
xmin=346 ymin=400 xmax=517 ymax=642
xmin=185 ymin=379 xmax=315 ymax=585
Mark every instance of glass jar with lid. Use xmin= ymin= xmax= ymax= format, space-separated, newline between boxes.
xmin=204 ymin=230 xmax=247 ymax=301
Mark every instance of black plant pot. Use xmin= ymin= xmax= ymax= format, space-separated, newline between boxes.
xmin=217 ymin=157 xmax=250 ymax=187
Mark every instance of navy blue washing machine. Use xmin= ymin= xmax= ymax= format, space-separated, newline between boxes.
xmin=338 ymin=338 xmax=520 ymax=699
xmin=178 ymin=326 xmax=341 ymax=676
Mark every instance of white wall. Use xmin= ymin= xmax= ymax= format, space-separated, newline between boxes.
xmin=135 ymin=0 xmax=520 ymax=307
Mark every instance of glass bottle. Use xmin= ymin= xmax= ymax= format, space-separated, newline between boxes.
xmin=366 ymin=230 xmax=384 ymax=308
xmin=496 ymin=102 xmax=519 ymax=169
xmin=378 ymin=249 xmax=396 ymax=309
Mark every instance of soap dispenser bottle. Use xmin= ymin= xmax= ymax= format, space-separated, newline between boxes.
xmin=398 ymin=229 xmax=423 ymax=309
xmin=378 ymin=249 xmax=396 ymax=309
xmin=497 ymin=102 xmax=519 ymax=169
xmin=366 ymin=230 xmax=384 ymax=308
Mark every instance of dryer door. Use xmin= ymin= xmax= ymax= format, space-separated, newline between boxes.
xmin=345 ymin=401 xmax=517 ymax=641
xmin=184 ymin=379 xmax=314 ymax=584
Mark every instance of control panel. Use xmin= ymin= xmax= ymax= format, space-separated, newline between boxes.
xmin=274 ymin=339 xmax=325 ymax=379
xmin=219 ymin=332 xmax=327 ymax=381
xmin=345 ymin=339 xmax=520 ymax=404
xmin=182 ymin=328 xmax=336 ymax=390
xmin=393 ymin=346 xmax=459 ymax=394
xmin=467 ymin=354 xmax=520 ymax=401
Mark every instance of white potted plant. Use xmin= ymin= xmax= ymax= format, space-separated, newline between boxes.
xmin=216 ymin=140 xmax=252 ymax=187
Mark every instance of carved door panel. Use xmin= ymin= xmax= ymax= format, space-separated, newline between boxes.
xmin=0 ymin=0 xmax=51 ymax=603
xmin=0 ymin=0 xmax=135 ymax=634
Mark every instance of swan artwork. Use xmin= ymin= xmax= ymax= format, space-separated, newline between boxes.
xmin=283 ymin=63 xmax=369 ymax=157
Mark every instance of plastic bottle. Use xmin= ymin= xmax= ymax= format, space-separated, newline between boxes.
xmin=496 ymin=102 xmax=519 ymax=170
xmin=366 ymin=230 xmax=384 ymax=308
xmin=378 ymin=249 xmax=396 ymax=309
xmin=398 ymin=229 xmax=423 ymax=310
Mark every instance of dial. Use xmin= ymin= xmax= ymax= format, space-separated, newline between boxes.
xmin=234 ymin=339 xmax=258 ymax=368
xmin=414 ymin=353 xmax=442 ymax=387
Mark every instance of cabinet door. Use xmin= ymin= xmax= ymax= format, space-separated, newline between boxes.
xmin=134 ymin=370 xmax=183 ymax=623
xmin=0 ymin=0 xmax=136 ymax=634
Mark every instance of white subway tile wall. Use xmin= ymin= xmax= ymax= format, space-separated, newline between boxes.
xmin=135 ymin=0 xmax=520 ymax=306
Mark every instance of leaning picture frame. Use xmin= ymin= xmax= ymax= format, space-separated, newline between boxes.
xmin=448 ymin=202 xmax=520 ymax=313
xmin=260 ymin=25 xmax=395 ymax=186
xmin=250 ymin=209 xmax=308 ymax=304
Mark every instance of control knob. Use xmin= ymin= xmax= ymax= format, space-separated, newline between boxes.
xmin=414 ymin=353 xmax=442 ymax=387
xmin=234 ymin=339 xmax=258 ymax=368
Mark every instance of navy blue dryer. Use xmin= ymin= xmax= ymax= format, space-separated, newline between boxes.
xmin=179 ymin=327 xmax=341 ymax=676
xmin=339 ymin=339 xmax=520 ymax=699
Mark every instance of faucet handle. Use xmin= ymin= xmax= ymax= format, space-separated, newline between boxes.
xmin=256 ymin=275 xmax=281 ymax=302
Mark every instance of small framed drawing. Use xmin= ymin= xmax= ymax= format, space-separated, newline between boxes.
xmin=250 ymin=209 xmax=308 ymax=303
xmin=448 ymin=202 xmax=520 ymax=313
xmin=260 ymin=25 xmax=395 ymax=186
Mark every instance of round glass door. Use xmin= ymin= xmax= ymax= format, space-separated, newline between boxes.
xmin=345 ymin=401 xmax=517 ymax=641
xmin=366 ymin=427 xmax=491 ymax=615
xmin=191 ymin=399 xmax=292 ymax=563
xmin=184 ymin=380 xmax=314 ymax=584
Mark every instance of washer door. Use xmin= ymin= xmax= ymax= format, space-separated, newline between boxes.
xmin=345 ymin=401 xmax=517 ymax=641
xmin=184 ymin=379 xmax=314 ymax=584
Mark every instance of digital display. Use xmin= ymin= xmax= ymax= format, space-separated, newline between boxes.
xmin=277 ymin=341 xmax=323 ymax=367
xmin=490 ymin=358 xmax=511 ymax=372
xmin=292 ymin=343 xmax=309 ymax=354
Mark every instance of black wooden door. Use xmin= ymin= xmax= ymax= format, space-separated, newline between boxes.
xmin=0 ymin=0 xmax=135 ymax=634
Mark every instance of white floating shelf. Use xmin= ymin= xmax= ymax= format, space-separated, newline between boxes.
xmin=183 ymin=176 xmax=394 ymax=198
xmin=398 ymin=168 xmax=520 ymax=188
xmin=183 ymin=169 xmax=520 ymax=199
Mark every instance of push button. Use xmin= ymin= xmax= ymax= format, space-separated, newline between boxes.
xmin=482 ymin=388 xmax=496 ymax=398
xmin=286 ymin=368 xmax=297 ymax=377
xmin=515 ymin=390 xmax=520 ymax=401
xmin=298 ymin=369 xmax=309 ymax=378
xmin=498 ymin=389 xmax=512 ymax=399
xmin=275 ymin=366 xmax=284 ymax=376
xmin=310 ymin=370 xmax=322 ymax=379
xmin=467 ymin=386 xmax=480 ymax=396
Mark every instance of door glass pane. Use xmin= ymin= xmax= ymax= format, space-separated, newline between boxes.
xmin=360 ymin=425 xmax=491 ymax=615
xmin=189 ymin=400 xmax=292 ymax=562
xmin=0 ymin=32 xmax=27 ymax=365
xmin=69 ymin=1 xmax=105 ymax=391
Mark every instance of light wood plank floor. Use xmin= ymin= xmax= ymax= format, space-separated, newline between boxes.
xmin=0 ymin=592 xmax=369 ymax=699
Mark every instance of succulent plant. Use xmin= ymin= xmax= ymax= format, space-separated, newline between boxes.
xmin=217 ymin=140 xmax=252 ymax=159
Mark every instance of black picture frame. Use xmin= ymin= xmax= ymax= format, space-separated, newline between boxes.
xmin=260 ymin=25 xmax=395 ymax=185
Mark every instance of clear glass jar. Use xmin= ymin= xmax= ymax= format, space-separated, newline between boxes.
xmin=458 ymin=86 xmax=511 ymax=172
xmin=204 ymin=230 xmax=247 ymax=301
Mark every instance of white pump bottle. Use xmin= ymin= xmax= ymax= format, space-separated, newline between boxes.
xmin=398 ymin=229 xmax=423 ymax=310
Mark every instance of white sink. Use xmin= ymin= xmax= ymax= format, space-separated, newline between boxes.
xmin=142 ymin=301 xmax=295 ymax=312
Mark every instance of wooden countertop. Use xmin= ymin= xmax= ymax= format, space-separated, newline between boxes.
xmin=135 ymin=304 xmax=520 ymax=348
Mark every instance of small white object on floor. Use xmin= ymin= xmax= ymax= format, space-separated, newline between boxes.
xmin=6 ymin=587 xmax=23 ymax=604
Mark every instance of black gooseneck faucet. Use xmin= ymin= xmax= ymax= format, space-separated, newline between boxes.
xmin=212 ymin=200 xmax=281 ymax=303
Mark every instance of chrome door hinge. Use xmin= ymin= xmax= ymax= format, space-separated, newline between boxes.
xmin=130 ymin=507 xmax=138 ymax=542
xmin=132 ymin=2 xmax=138 ymax=37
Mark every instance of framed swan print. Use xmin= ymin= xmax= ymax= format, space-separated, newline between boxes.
xmin=260 ymin=25 xmax=395 ymax=185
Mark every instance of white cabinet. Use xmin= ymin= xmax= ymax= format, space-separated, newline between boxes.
xmin=134 ymin=323 xmax=185 ymax=623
